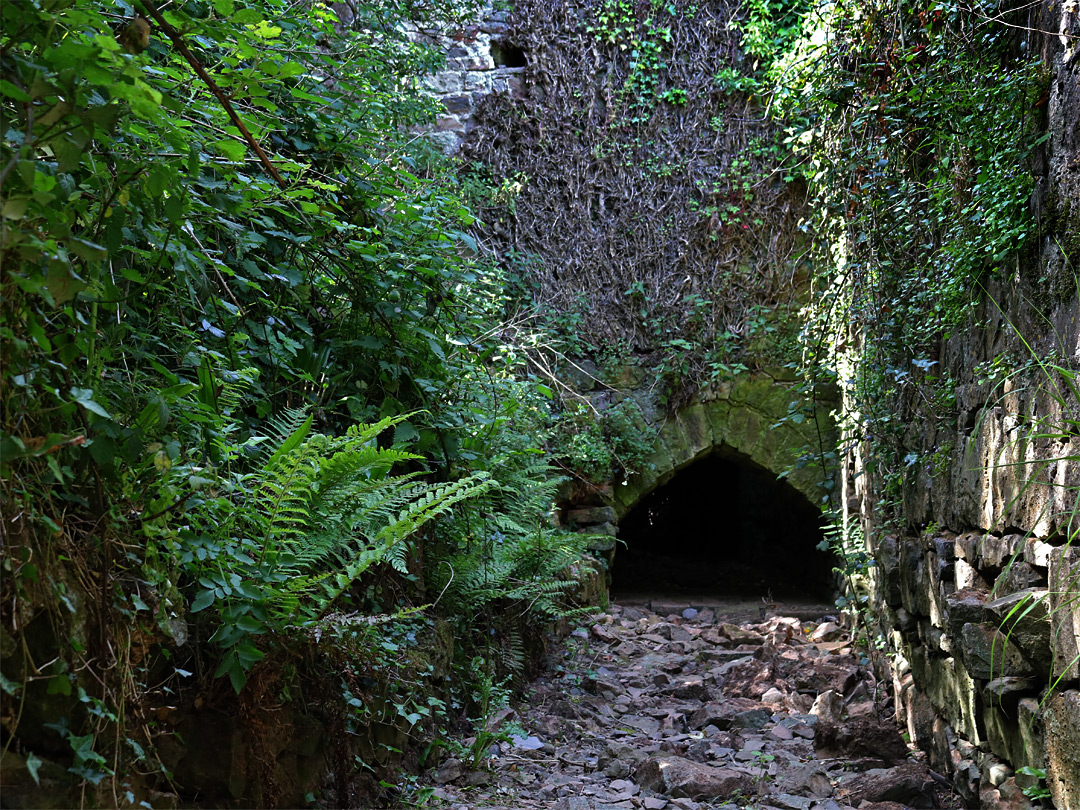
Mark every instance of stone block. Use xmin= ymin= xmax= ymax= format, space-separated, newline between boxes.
xmin=945 ymin=588 xmax=990 ymax=641
xmin=729 ymin=408 xmax=758 ymax=456
xmin=585 ymin=521 xmax=617 ymax=537
xmin=911 ymin=648 xmax=980 ymax=743
xmin=1046 ymin=690 xmax=1080 ymax=810
xmin=425 ymin=130 xmax=463 ymax=155
xmin=934 ymin=533 xmax=956 ymax=564
xmin=630 ymin=388 xmax=664 ymax=424
xmin=1017 ymin=697 xmax=1045 ymax=773
xmin=658 ymin=418 xmax=696 ymax=472
xmin=703 ymin=397 xmax=731 ymax=446
xmin=956 ymin=557 xmax=989 ymax=589
xmin=464 ymin=71 xmax=493 ymax=92
xmin=441 ymin=94 xmax=472 ymax=114
xmin=675 ymin=402 xmax=712 ymax=461
xmin=1049 ymin=546 xmax=1080 ymax=683
xmin=980 ymin=533 xmax=1025 ymax=570
xmin=614 ymin=475 xmax=651 ymax=516
xmin=567 ymin=506 xmax=617 ymax=526
xmin=983 ymin=682 xmax=1040 ymax=767
xmin=585 ymin=533 xmax=616 ymax=552
xmin=422 ymin=71 xmax=464 ymax=94
xmin=955 ymin=532 xmax=982 ymax=562
xmin=929 ymin=717 xmax=959 ymax=782
xmin=905 ymin=684 xmax=936 ymax=750
xmin=1025 ymin=537 xmax=1055 ymax=568
xmin=434 ymin=115 xmax=464 ymax=132
xmin=995 ymin=561 xmax=1046 ymax=593
xmin=986 ymin=589 xmax=1052 ymax=676
xmin=876 ymin=535 xmax=903 ymax=608
xmin=602 ymin=360 xmax=647 ymax=388
xmin=958 ymin=623 xmax=1035 ymax=680
xmin=899 ymin=538 xmax=933 ymax=618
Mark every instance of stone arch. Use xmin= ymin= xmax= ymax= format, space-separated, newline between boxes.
xmin=609 ymin=371 xmax=837 ymax=521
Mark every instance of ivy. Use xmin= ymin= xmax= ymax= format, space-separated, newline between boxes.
xmin=778 ymin=0 xmax=1049 ymax=529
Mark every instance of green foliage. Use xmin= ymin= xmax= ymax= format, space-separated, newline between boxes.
xmin=588 ymin=0 xmax=678 ymax=120
xmin=429 ymin=445 xmax=598 ymax=680
xmin=547 ymin=397 xmax=652 ymax=481
xmin=732 ymin=0 xmax=808 ymax=72
xmin=0 ymin=0 xmax=597 ymax=801
xmin=780 ymin=0 xmax=1048 ymax=530
xmin=162 ymin=410 xmax=493 ymax=692
xmin=1016 ymin=766 xmax=1052 ymax=801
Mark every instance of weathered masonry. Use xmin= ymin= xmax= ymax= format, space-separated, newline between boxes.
xmin=552 ymin=369 xmax=839 ymax=602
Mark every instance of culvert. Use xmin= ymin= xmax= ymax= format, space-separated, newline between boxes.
xmin=611 ymin=447 xmax=836 ymax=604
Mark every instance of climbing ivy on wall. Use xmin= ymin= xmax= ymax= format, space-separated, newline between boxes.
xmin=778 ymin=0 xmax=1061 ymax=531
xmin=459 ymin=0 xmax=811 ymax=408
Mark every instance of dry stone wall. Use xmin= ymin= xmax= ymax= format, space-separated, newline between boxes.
xmin=412 ymin=6 xmax=526 ymax=154
xmin=844 ymin=32 xmax=1080 ymax=810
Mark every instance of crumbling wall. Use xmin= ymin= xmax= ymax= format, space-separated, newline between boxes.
xmin=847 ymin=22 xmax=1080 ymax=808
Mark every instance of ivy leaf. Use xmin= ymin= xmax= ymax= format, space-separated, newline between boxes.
xmin=0 ymin=671 xmax=21 ymax=696
xmin=25 ymin=752 xmax=42 ymax=785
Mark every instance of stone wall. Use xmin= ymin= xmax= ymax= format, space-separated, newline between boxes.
xmin=412 ymin=6 xmax=526 ymax=154
xmin=553 ymin=364 xmax=838 ymax=559
xmin=845 ymin=21 xmax=1080 ymax=809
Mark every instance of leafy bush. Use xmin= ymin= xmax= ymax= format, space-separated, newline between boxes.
xmin=0 ymin=0 xmax=598 ymax=801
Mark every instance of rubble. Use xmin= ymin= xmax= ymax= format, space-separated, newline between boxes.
xmin=420 ymin=602 xmax=962 ymax=809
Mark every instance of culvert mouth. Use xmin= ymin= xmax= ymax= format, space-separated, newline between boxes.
xmin=611 ymin=448 xmax=836 ymax=605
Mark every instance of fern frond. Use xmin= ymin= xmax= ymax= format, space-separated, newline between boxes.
xmin=376 ymin=474 xmax=493 ymax=546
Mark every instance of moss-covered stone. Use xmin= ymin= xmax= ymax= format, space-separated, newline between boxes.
xmin=675 ymin=402 xmax=712 ymax=461
xmin=1046 ymin=690 xmax=1080 ymax=810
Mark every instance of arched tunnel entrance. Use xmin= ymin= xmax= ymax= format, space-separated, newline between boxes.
xmin=612 ymin=447 xmax=836 ymax=602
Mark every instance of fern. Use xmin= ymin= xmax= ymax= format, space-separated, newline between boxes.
xmin=429 ymin=456 xmax=598 ymax=670
xmin=184 ymin=410 xmax=493 ymax=690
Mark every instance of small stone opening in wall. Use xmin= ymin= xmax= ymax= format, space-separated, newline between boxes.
xmin=490 ymin=40 xmax=527 ymax=68
xmin=612 ymin=447 xmax=836 ymax=603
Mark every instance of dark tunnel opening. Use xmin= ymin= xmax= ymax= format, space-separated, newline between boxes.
xmin=490 ymin=40 xmax=527 ymax=67
xmin=611 ymin=448 xmax=837 ymax=602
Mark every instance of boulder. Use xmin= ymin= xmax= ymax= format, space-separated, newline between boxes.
xmin=688 ymin=698 xmax=768 ymax=730
xmin=635 ymin=755 xmax=753 ymax=800
xmin=791 ymin=662 xmax=859 ymax=696
xmin=809 ymin=690 xmax=844 ymax=725
xmin=837 ymin=762 xmax=936 ymax=807
xmin=814 ymin=716 xmax=909 ymax=765
xmin=777 ymin=762 xmax=833 ymax=797
xmin=720 ymin=657 xmax=777 ymax=699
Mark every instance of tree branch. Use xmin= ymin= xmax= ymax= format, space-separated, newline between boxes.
xmin=135 ymin=1 xmax=287 ymax=189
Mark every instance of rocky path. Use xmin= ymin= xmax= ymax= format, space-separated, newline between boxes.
xmin=420 ymin=602 xmax=962 ymax=810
